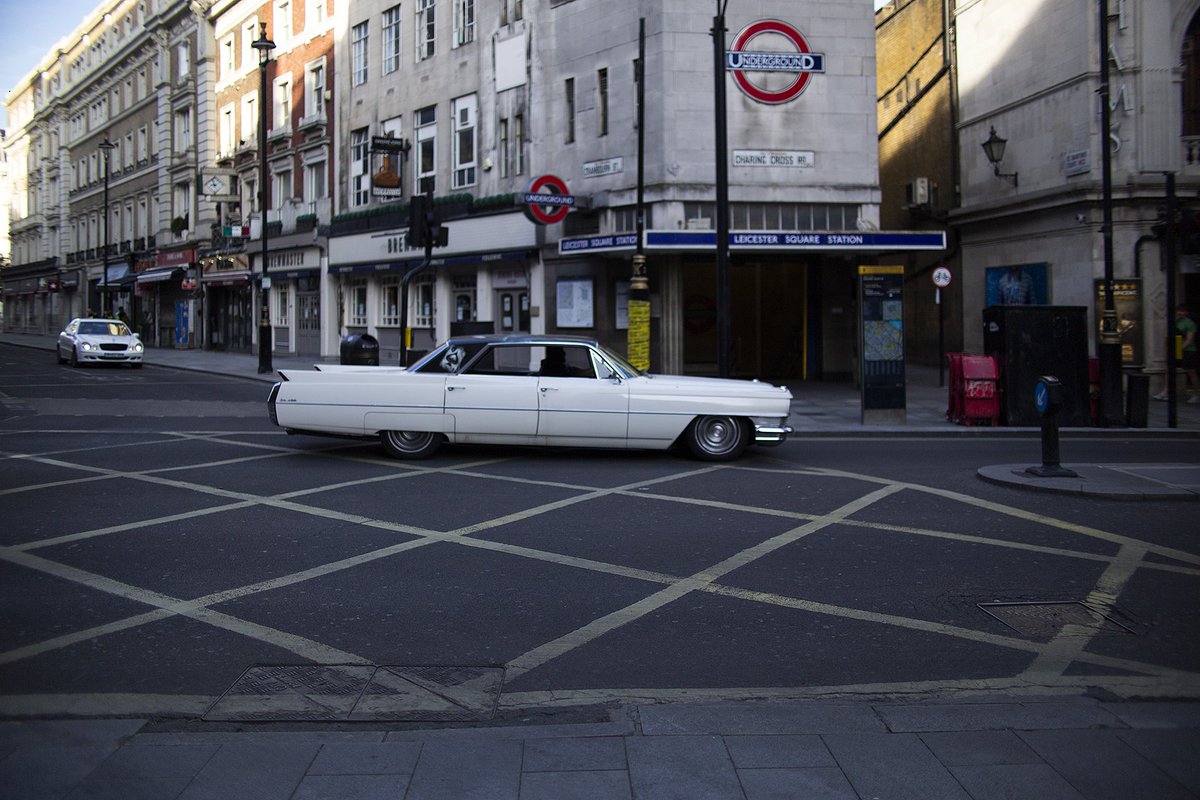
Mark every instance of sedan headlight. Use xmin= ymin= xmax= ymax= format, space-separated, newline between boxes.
xmin=133 ymin=342 xmax=144 ymax=352
xmin=80 ymin=341 xmax=94 ymax=351
xmin=750 ymin=416 xmax=786 ymax=427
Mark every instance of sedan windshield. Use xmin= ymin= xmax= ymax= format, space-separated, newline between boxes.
xmin=78 ymin=321 xmax=132 ymax=336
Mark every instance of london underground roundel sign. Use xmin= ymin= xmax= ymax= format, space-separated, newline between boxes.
xmin=726 ymin=19 xmax=824 ymax=105
xmin=521 ymin=174 xmax=574 ymax=225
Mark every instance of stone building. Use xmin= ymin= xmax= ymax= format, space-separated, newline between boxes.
xmin=2 ymin=0 xmax=211 ymax=345
xmin=879 ymin=0 xmax=1200 ymax=383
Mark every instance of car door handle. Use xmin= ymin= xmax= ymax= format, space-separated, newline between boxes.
xmin=540 ymin=387 xmax=558 ymax=393
xmin=447 ymin=386 xmax=465 ymax=391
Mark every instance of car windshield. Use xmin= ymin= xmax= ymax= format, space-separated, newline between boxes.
xmin=78 ymin=321 xmax=131 ymax=336
xmin=593 ymin=342 xmax=644 ymax=378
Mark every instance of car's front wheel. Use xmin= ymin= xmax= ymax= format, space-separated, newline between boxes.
xmin=380 ymin=430 xmax=442 ymax=459
xmin=684 ymin=415 xmax=750 ymax=461
xmin=69 ymin=347 xmax=80 ymax=368
xmin=55 ymin=346 xmax=65 ymax=365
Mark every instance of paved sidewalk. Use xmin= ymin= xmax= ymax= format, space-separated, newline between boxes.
xmin=1 ymin=696 xmax=1197 ymax=799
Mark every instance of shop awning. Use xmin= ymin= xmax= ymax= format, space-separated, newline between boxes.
xmin=136 ymin=267 xmax=185 ymax=285
xmin=104 ymin=263 xmax=136 ymax=285
xmin=202 ymin=270 xmax=251 ymax=287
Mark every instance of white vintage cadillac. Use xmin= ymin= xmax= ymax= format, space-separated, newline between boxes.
xmin=268 ymin=335 xmax=793 ymax=461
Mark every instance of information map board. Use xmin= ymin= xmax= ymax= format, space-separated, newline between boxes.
xmin=859 ymin=265 xmax=906 ymax=424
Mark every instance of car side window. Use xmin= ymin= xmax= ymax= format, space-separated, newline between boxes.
xmin=538 ymin=346 xmax=595 ymax=378
xmin=464 ymin=345 xmax=535 ymax=376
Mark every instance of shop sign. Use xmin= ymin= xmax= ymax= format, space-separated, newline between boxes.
xmin=726 ymin=19 xmax=824 ymax=104
xmin=559 ymin=233 xmax=639 ymax=255
xmin=157 ymin=248 xmax=195 ymax=268
xmin=1064 ymin=149 xmax=1091 ymax=177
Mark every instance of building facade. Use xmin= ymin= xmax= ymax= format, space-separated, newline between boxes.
xmin=2 ymin=0 xmax=211 ymax=345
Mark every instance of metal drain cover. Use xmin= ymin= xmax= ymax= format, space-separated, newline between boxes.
xmin=978 ymin=601 xmax=1136 ymax=638
xmin=206 ymin=665 xmax=504 ymax=722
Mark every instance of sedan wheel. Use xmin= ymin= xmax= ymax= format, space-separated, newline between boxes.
xmin=380 ymin=430 xmax=441 ymax=460
xmin=56 ymin=346 xmax=66 ymax=365
xmin=684 ymin=415 xmax=749 ymax=461
xmin=69 ymin=347 xmax=80 ymax=368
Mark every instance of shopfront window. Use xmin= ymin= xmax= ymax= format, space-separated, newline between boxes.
xmin=411 ymin=279 xmax=434 ymax=327
xmin=348 ymin=280 xmax=368 ymax=326
xmin=274 ymin=284 xmax=289 ymax=326
xmin=381 ymin=279 xmax=400 ymax=326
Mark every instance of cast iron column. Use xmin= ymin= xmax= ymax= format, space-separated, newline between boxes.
xmin=253 ymin=23 xmax=276 ymax=374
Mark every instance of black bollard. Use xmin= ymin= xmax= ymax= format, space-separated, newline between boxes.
xmin=1025 ymin=376 xmax=1079 ymax=478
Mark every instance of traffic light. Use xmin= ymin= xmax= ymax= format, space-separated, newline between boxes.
xmin=1182 ymin=209 xmax=1200 ymax=255
xmin=405 ymin=192 xmax=449 ymax=250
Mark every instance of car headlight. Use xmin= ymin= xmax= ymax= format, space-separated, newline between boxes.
xmin=750 ymin=416 xmax=786 ymax=427
xmin=133 ymin=342 xmax=144 ymax=352
xmin=81 ymin=342 xmax=94 ymax=351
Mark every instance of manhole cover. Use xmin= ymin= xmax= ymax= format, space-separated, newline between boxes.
xmin=978 ymin=601 xmax=1137 ymax=639
xmin=205 ymin=664 xmax=504 ymax=722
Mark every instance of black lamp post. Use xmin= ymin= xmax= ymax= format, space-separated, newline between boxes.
xmin=98 ymin=136 xmax=116 ymax=315
xmin=711 ymin=0 xmax=731 ymax=378
xmin=253 ymin=21 xmax=276 ymax=374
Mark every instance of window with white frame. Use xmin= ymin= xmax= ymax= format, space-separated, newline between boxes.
xmin=382 ymin=5 xmax=401 ymax=74
xmin=415 ymin=105 xmax=436 ymax=194
xmin=274 ymin=285 xmax=289 ymax=325
xmin=273 ymin=168 xmax=292 ymax=209
xmin=220 ymin=104 xmax=236 ymax=156
xmin=304 ymin=158 xmax=326 ymax=201
xmin=411 ymin=278 xmax=434 ymax=327
xmin=221 ymin=35 xmax=235 ymax=77
xmin=416 ymin=0 xmax=436 ymax=60
xmin=242 ymin=175 xmax=257 ymax=213
xmin=513 ymin=113 xmax=524 ymax=175
xmin=304 ymin=60 xmax=325 ymax=119
xmin=451 ymin=94 xmax=476 ymax=188
xmin=241 ymin=92 xmax=258 ymax=141
xmin=351 ymin=128 xmax=370 ymax=207
xmin=380 ymin=279 xmax=401 ymax=325
xmin=348 ymin=281 xmax=368 ymax=326
xmin=309 ymin=0 xmax=326 ymax=27
xmin=174 ymin=106 xmax=192 ymax=152
xmin=352 ymin=21 xmax=369 ymax=86
xmin=275 ymin=0 xmax=291 ymax=44
xmin=137 ymin=126 xmax=148 ymax=162
xmin=453 ymin=0 xmax=474 ymax=47
xmin=173 ymin=181 xmax=191 ymax=231
xmin=177 ymin=41 xmax=191 ymax=79
xmin=243 ymin=20 xmax=257 ymax=67
xmin=137 ymin=196 xmax=148 ymax=239
xmin=273 ymin=75 xmax=291 ymax=130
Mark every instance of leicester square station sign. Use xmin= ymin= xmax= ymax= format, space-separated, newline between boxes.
xmin=726 ymin=19 xmax=824 ymax=104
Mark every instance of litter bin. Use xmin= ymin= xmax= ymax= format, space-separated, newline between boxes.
xmin=1126 ymin=372 xmax=1149 ymax=428
xmin=340 ymin=333 xmax=380 ymax=366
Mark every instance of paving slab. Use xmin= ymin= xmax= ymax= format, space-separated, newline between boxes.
xmin=625 ymin=735 xmax=744 ymax=800
xmin=86 ymin=743 xmax=220 ymax=779
xmin=0 ymin=745 xmax=121 ymax=800
xmin=1115 ymin=730 xmax=1200 ymax=795
xmin=1103 ymin=701 xmax=1200 ymax=729
xmin=290 ymin=773 xmax=412 ymax=800
xmin=737 ymin=767 xmax=858 ymax=800
xmin=307 ymin=741 xmax=423 ymax=775
xmin=175 ymin=741 xmax=322 ymax=800
xmin=949 ymin=764 xmax=1087 ymax=800
xmin=384 ymin=720 xmax=635 ymax=742
xmin=723 ymin=734 xmax=836 ymax=769
xmin=0 ymin=719 xmax=146 ymax=750
xmin=403 ymin=739 xmax=522 ymax=800
xmin=62 ymin=775 xmax=194 ymax=800
xmin=822 ymin=732 xmax=971 ymax=800
xmin=519 ymin=770 xmax=632 ymax=800
xmin=637 ymin=702 xmax=887 ymax=735
xmin=918 ymin=730 xmax=1043 ymax=766
xmin=1019 ymin=729 xmax=1196 ymax=800
xmin=522 ymin=736 xmax=627 ymax=772
xmin=876 ymin=700 xmax=1122 ymax=732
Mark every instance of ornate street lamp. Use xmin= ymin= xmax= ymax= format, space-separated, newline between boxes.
xmin=98 ymin=136 xmax=116 ymax=316
xmin=981 ymin=126 xmax=1018 ymax=187
xmin=253 ymin=21 xmax=276 ymax=374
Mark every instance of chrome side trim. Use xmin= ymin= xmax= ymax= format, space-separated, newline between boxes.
xmin=753 ymin=424 xmax=793 ymax=445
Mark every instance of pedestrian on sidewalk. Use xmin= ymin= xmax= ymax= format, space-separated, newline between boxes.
xmin=1157 ymin=304 xmax=1200 ymax=403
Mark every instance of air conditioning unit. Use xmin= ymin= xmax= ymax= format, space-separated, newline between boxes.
xmin=906 ymin=177 xmax=930 ymax=207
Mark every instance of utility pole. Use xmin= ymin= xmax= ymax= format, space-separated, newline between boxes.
xmin=1096 ymin=0 xmax=1123 ymax=425
xmin=711 ymin=0 xmax=731 ymax=378
xmin=627 ymin=17 xmax=650 ymax=371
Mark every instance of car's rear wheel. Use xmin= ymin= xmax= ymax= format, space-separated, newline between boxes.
xmin=684 ymin=415 xmax=750 ymax=461
xmin=380 ymin=430 xmax=442 ymax=459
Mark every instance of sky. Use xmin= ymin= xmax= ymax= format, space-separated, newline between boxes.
xmin=0 ymin=0 xmax=102 ymax=128
xmin=1 ymin=0 xmax=890 ymax=129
